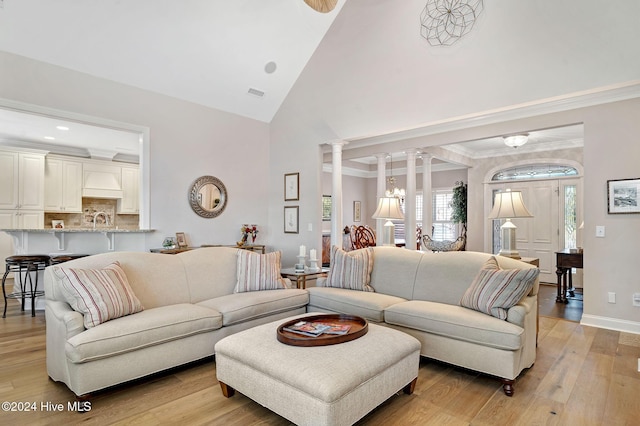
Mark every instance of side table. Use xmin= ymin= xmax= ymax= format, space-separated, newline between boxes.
xmin=280 ymin=267 xmax=330 ymax=289
xmin=555 ymin=249 xmax=583 ymax=303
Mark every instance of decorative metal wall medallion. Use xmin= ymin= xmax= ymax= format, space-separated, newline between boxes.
xmin=420 ymin=0 xmax=484 ymax=46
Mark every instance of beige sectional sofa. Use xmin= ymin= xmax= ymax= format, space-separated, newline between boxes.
xmin=44 ymin=247 xmax=308 ymax=397
xmin=307 ymin=247 xmax=539 ymax=396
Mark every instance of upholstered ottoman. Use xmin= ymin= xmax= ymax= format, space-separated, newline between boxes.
xmin=215 ymin=315 xmax=421 ymax=426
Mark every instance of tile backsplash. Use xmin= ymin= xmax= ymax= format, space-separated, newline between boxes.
xmin=45 ymin=198 xmax=139 ymax=229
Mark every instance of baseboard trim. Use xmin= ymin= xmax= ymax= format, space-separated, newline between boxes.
xmin=581 ymin=314 xmax=640 ymax=335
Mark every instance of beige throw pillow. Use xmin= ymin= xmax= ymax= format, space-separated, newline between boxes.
xmin=460 ymin=256 xmax=539 ymax=320
xmin=54 ymin=261 xmax=143 ymax=329
xmin=324 ymin=246 xmax=375 ymax=292
xmin=234 ymin=250 xmax=287 ymax=292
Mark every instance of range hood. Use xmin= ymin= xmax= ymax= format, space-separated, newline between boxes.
xmin=82 ymin=163 xmax=123 ymax=199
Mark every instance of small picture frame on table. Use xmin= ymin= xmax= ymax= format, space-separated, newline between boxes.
xmin=607 ymin=178 xmax=640 ymax=214
xmin=284 ymin=206 xmax=299 ymax=234
xmin=175 ymin=232 xmax=188 ymax=247
xmin=52 ymin=220 xmax=65 ymax=229
xmin=284 ymin=172 xmax=300 ymax=201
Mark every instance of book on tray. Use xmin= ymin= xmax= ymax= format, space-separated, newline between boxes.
xmin=283 ymin=321 xmax=351 ymax=337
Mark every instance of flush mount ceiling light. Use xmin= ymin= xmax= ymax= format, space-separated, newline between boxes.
xmin=420 ymin=0 xmax=484 ymax=46
xmin=503 ymin=134 xmax=529 ymax=148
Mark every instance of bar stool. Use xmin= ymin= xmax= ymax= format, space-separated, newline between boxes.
xmin=50 ymin=254 xmax=90 ymax=265
xmin=2 ymin=255 xmax=51 ymax=318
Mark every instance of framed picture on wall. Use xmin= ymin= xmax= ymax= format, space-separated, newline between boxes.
xmin=284 ymin=206 xmax=299 ymax=233
xmin=354 ymin=201 xmax=361 ymax=222
xmin=607 ymin=178 xmax=640 ymax=214
xmin=322 ymin=195 xmax=331 ymax=221
xmin=284 ymin=172 xmax=299 ymax=201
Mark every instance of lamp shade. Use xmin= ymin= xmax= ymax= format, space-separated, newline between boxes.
xmin=488 ymin=190 xmax=533 ymax=219
xmin=372 ymin=197 xmax=404 ymax=220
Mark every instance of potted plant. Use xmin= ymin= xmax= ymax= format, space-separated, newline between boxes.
xmin=449 ymin=181 xmax=467 ymax=250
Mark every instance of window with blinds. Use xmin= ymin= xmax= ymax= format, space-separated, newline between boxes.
xmin=393 ymin=190 xmax=456 ymax=241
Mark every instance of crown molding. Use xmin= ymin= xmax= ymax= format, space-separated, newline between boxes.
xmin=345 ymin=81 xmax=640 ymax=149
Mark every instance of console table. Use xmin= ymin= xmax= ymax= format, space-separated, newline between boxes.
xmin=555 ymin=249 xmax=583 ymax=303
xmin=151 ymin=244 xmax=266 ymax=254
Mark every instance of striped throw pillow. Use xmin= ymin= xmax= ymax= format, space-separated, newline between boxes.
xmin=234 ymin=250 xmax=287 ymax=293
xmin=54 ymin=262 xmax=143 ymax=329
xmin=325 ymin=246 xmax=375 ymax=292
xmin=460 ymin=256 xmax=539 ymax=320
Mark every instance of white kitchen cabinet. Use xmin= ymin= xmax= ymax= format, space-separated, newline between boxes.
xmin=44 ymin=156 xmax=83 ymax=212
xmin=118 ymin=166 xmax=139 ymax=214
xmin=0 ymin=149 xmax=45 ymax=229
xmin=0 ymin=150 xmax=20 ymax=209
xmin=0 ymin=210 xmax=44 ymax=229
xmin=18 ymin=152 xmax=45 ymax=210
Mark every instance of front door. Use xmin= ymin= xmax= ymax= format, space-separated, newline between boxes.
xmin=490 ymin=180 xmax=560 ymax=283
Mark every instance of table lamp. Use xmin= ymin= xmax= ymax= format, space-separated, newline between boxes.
xmin=488 ymin=189 xmax=533 ymax=259
xmin=372 ymin=197 xmax=404 ymax=246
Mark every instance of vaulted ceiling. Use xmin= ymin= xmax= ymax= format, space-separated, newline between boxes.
xmin=0 ymin=0 xmax=343 ymax=123
xmin=2 ymin=1 xmax=637 ymax=161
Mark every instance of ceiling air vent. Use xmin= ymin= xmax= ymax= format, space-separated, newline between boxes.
xmin=247 ymin=87 xmax=265 ymax=98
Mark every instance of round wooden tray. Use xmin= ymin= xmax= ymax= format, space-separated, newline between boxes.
xmin=277 ymin=314 xmax=368 ymax=347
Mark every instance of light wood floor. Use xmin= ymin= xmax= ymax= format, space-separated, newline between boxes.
xmin=1 ymin=294 xmax=639 ymax=425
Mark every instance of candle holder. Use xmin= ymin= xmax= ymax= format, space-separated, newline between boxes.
xmin=308 ymin=258 xmax=320 ymax=272
xmin=295 ymin=255 xmax=306 ymax=272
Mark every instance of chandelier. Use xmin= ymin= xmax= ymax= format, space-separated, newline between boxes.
xmin=385 ymin=154 xmax=406 ymax=200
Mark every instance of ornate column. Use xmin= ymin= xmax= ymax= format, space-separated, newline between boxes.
xmin=330 ymin=140 xmax=346 ymax=248
xmin=405 ymin=149 xmax=418 ymax=250
xmin=375 ymin=153 xmax=388 ymax=246
xmin=421 ymin=154 xmax=433 ymax=239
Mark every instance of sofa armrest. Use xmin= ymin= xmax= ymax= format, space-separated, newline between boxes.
xmin=506 ymin=294 xmax=536 ymax=328
xmin=46 ymin=299 xmax=85 ymax=339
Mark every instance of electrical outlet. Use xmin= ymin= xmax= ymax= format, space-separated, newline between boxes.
xmin=608 ymin=292 xmax=616 ymax=303
xmin=633 ymin=293 xmax=640 ymax=307
xmin=307 ymin=223 xmax=313 ymax=232
xmin=596 ymin=226 xmax=606 ymax=237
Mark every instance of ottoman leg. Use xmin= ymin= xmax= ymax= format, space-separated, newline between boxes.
xmin=403 ymin=377 xmax=417 ymax=395
xmin=219 ymin=382 xmax=235 ymax=398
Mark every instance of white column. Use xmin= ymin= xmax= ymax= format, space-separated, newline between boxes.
xmin=405 ymin=149 xmax=418 ymax=250
xmin=330 ymin=140 xmax=346 ymax=248
xmin=421 ymin=154 xmax=433 ymax=238
xmin=375 ymin=153 xmax=387 ymax=246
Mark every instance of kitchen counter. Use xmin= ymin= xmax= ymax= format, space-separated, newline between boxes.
xmin=1 ymin=228 xmax=154 ymax=233
xmin=1 ymin=228 xmax=155 ymax=252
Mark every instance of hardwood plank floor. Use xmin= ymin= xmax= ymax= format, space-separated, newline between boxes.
xmin=1 ymin=294 xmax=638 ymax=425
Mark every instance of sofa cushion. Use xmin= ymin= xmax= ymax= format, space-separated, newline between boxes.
xmin=307 ymin=287 xmax=407 ymax=322
xmin=234 ymin=250 xmax=287 ymax=293
xmin=384 ymin=300 xmax=525 ymax=350
xmin=54 ymin=262 xmax=144 ymax=329
xmin=65 ymin=303 xmax=222 ymax=363
xmin=460 ymin=256 xmax=539 ymax=320
xmin=197 ymin=289 xmax=309 ymax=326
xmin=325 ymin=246 xmax=374 ymax=292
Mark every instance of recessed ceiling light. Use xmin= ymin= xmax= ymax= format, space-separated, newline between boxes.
xmin=264 ymin=61 xmax=277 ymax=74
xmin=56 ymin=125 xmax=69 ymax=131
xmin=44 ymin=136 xmax=56 ymax=140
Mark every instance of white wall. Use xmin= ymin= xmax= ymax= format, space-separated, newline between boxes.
xmin=271 ymin=1 xmax=640 ymax=332
xmin=0 ymin=51 xmax=270 ymax=250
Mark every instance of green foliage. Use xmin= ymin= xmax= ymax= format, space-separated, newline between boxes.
xmin=450 ymin=181 xmax=467 ymax=237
